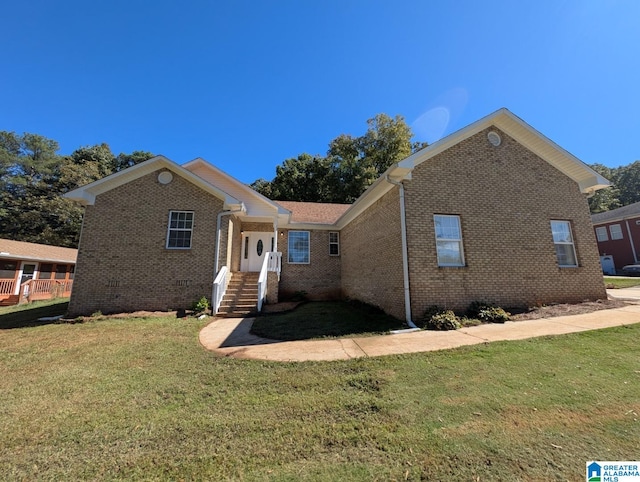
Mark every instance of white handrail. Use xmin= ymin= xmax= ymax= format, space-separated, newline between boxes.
xmin=212 ymin=266 xmax=229 ymax=315
xmin=257 ymin=255 xmax=269 ymax=312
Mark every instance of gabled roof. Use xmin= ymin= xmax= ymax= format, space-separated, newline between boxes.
xmin=64 ymin=156 xmax=241 ymax=208
xmin=275 ymin=201 xmax=351 ymax=224
xmin=0 ymin=238 xmax=77 ymax=264
xmin=182 ymin=158 xmax=288 ymax=218
xmin=337 ymin=108 xmax=610 ymax=228
xmin=592 ymin=201 xmax=640 ymax=225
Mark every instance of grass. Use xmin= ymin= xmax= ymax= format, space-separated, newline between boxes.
xmin=1 ymin=304 xmax=639 ymax=480
xmin=604 ymin=276 xmax=640 ymax=289
xmin=251 ymin=300 xmax=407 ymax=340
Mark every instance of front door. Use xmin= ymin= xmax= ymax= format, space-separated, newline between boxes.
xmin=16 ymin=263 xmax=37 ymax=294
xmin=241 ymin=232 xmax=273 ymax=272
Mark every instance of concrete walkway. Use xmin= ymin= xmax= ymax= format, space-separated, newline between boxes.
xmin=199 ymin=302 xmax=640 ymax=362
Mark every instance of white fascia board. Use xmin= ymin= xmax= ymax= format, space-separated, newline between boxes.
xmin=64 ymin=156 xmax=240 ymax=207
xmin=398 ymin=108 xmax=610 ymax=194
xmin=183 ymin=158 xmax=286 ymax=215
xmin=334 ymin=164 xmax=412 ymax=229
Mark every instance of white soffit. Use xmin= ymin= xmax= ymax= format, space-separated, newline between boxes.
xmin=183 ymin=158 xmax=287 ymax=218
xmin=64 ymin=156 xmax=240 ymax=207
xmin=398 ymin=108 xmax=609 ymax=193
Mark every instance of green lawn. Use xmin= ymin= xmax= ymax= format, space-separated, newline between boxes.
xmin=252 ymin=301 xmax=407 ymax=340
xmin=1 ymin=305 xmax=638 ymax=480
xmin=604 ymin=276 xmax=640 ymax=289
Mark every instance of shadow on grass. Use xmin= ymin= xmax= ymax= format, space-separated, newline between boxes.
xmin=0 ymin=300 xmax=69 ymax=330
xmin=250 ymin=301 xmax=407 ymax=341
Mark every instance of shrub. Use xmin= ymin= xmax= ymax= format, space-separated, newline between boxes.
xmin=467 ymin=301 xmax=510 ymax=323
xmin=191 ymin=296 xmax=210 ymax=313
xmin=427 ymin=311 xmax=462 ymax=331
xmin=419 ymin=305 xmax=461 ymax=331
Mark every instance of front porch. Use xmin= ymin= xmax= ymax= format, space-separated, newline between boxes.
xmin=0 ymin=278 xmax=74 ymax=306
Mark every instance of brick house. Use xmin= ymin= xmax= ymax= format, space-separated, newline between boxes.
xmin=591 ymin=202 xmax=640 ymax=274
xmin=0 ymin=239 xmax=77 ymax=306
xmin=65 ymin=108 xmax=609 ymax=322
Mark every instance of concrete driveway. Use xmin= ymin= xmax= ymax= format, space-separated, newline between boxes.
xmin=199 ymin=303 xmax=640 ymax=362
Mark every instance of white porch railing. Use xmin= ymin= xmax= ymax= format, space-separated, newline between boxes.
xmin=257 ymin=252 xmax=282 ymax=312
xmin=212 ymin=266 xmax=229 ymax=315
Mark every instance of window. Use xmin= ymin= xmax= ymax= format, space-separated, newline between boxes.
xmin=55 ymin=265 xmax=67 ymax=280
xmin=551 ymin=220 xmax=578 ymax=267
xmin=167 ymin=211 xmax=194 ymax=249
xmin=329 ymin=232 xmax=339 ymax=256
xmin=39 ymin=263 xmax=53 ymax=279
xmin=434 ymin=215 xmax=464 ymax=267
xmin=288 ymin=231 xmax=310 ymax=264
xmin=595 ymin=226 xmax=608 ymax=242
xmin=609 ymin=224 xmax=623 ymax=240
xmin=0 ymin=261 xmax=17 ymax=279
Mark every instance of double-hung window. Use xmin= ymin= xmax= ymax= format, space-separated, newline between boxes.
xmin=434 ymin=215 xmax=465 ymax=267
xmin=167 ymin=211 xmax=194 ymax=249
xmin=329 ymin=232 xmax=340 ymax=256
xmin=550 ymin=220 xmax=578 ymax=267
xmin=595 ymin=226 xmax=608 ymax=242
xmin=609 ymin=224 xmax=623 ymax=240
xmin=288 ymin=231 xmax=310 ymax=264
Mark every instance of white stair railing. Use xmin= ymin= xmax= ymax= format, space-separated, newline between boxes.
xmin=212 ymin=266 xmax=229 ymax=315
xmin=257 ymin=252 xmax=282 ymax=312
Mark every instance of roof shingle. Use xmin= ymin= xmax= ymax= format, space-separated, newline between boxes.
xmin=0 ymin=239 xmax=77 ymax=264
xmin=276 ymin=201 xmax=351 ymax=225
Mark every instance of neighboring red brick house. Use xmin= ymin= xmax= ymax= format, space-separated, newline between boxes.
xmin=65 ymin=108 xmax=609 ymax=322
xmin=591 ymin=202 xmax=640 ymax=274
xmin=0 ymin=239 xmax=77 ymax=306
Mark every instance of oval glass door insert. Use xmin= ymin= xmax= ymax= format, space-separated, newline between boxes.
xmin=256 ymin=239 xmax=264 ymax=256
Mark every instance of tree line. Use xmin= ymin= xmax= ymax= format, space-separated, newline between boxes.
xmin=1 ymin=119 xmax=637 ymax=250
xmin=0 ymin=131 xmax=153 ymax=247
xmin=251 ymin=113 xmax=428 ymax=204
xmin=587 ymin=163 xmax=640 ymax=213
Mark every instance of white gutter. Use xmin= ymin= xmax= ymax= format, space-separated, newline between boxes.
xmin=214 ymin=204 xmax=245 ymax=274
xmin=385 ymin=176 xmax=417 ymax=328
xmin=625 ymin=220 xmax=638 ymax=263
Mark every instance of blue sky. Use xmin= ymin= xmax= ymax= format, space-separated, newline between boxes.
xmin=2 ymin=1 xmax=639 ymax=184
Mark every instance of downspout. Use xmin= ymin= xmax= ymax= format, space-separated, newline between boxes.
xmin=215 ymin=205 xmax=245 ymax=275
xmin=385 ymin=176 xmax=417 ymax=329
xmin=625 ymin=220 xmax=638 ymax=263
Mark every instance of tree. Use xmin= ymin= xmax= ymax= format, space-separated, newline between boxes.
xmin=0 ymin=131 xmax=156 ymax=247
xmin=614 ymin=161 xmax=640 ymax=206
xmin=587 ymin=163 xmax=621 ymax=213
xmin=253 ymin=113 xmax=426 ymax=203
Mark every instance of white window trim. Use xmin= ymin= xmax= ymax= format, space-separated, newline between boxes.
xmin=287 ymin=231 xmax=310 ymax=264
xmin=329 ymin=231 xmax=340 ymax=256
xmin=434 ymin=214 xmax=465 ymax=267
xmin=595 ymin=226 xmax=608 ymax=242
xmin=551 ymin=220 xmax=578 ymax=267
xmin=166 ymin=210 xmax=194 ymax=250
xmin=609 ymin=224 xmax=623 ymax=240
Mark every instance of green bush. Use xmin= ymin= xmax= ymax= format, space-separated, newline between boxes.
xmin=427 ymin=311 xmax=462 ymax=331
xmin=467 ymin=301 xmax=510 ymax=323
xmin=191 ymin=296 xmax=210 ymax=313
xmin=419 ymin=305 xmax=461 ymax=331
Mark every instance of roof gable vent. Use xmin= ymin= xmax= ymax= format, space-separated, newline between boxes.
xmin=487 ymin=131 xmax=502 ymax=146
